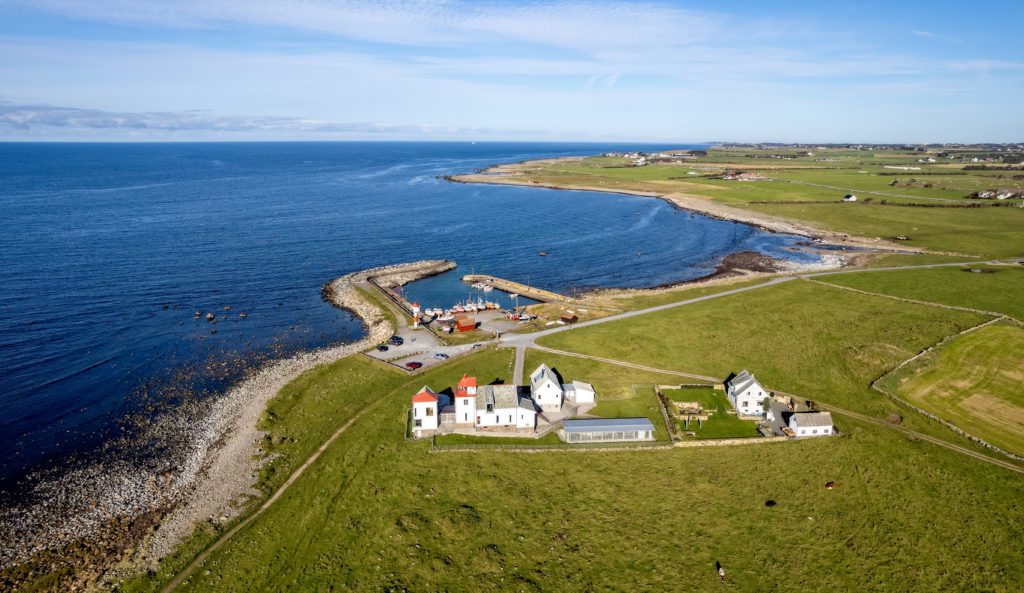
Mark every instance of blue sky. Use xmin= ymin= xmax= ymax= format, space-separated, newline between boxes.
xmin=0 ymin=0 xmax=1021 ymax=142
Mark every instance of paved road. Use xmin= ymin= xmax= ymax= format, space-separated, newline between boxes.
xmin=498 ymin=259 xmax=1007 ymax=349
xmin=500 ymin=276 xmax=796 ymax=347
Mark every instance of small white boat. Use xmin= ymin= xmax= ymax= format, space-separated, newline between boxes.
xmin=481 ymin=285 xmax=493 ymax=292
xmin=508 ymin=293 xmax=519 ymax=299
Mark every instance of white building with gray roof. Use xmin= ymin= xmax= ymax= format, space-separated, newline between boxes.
xmin=726 ymin=370 xmax=768 ymax=418
xmin=477 ymin=384 xmax=536 ymax=430
xmin=788 ymin=411 xmax=834 ymax=437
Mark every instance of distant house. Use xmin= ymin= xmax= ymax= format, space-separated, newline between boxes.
xmin=726 ymin=370 xmax=767 ymax=418
xmin=843 ymin=194 xmax=857 ymax=202
xmin=561 ymin=418 xmax=655 ymax=443
xmin=788 ymin=412 xmax=834 ymax=437
xmin=563 ymin=380 xmax=596 ymax=405
xmin=560 ymin=312 xmax=579 ymax=324
xmin=530 ymin=364 xmax=564 ymax=411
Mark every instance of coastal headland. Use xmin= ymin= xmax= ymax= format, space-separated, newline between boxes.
xmin=448 ymin=158 xmax=926 ymax=254
xmin=0 ymin=259 xmax=455 ymax=591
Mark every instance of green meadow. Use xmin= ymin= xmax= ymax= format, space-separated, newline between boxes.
xmin=124 ymin=347 xmax=1024 ymax=593
xmin=540 ymin=280 xmax=988 ymax=418
xmin=816 ymin=264 xmax=1024 ymax=321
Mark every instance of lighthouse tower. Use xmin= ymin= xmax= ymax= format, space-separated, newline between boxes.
xmin=411 ymin=302 xmax=420 ymax=328
xmin=454 ymin=374 xmax=478 ymax=426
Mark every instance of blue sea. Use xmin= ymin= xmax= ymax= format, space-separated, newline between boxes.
xmin=0 ymin=142 xmax=822 ymax=490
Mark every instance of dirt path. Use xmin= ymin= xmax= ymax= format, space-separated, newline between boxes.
xmin=160 ymin=402 xmax=378 ymax=593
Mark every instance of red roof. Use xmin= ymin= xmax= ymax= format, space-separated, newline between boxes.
xmin=457 ymin=374 xmax=477 ymax=389
xmin=411 ymin=388 xmax=438 ymax=403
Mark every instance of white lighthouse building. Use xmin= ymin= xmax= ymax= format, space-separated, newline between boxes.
xmin=454 ymin=374 xmax=478 ymax=425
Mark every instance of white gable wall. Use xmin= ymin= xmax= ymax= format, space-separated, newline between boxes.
xmin=412 ymin=400 xmax=438 ymax=430
xmin=532 ymin=379 xmax=563 ymax=409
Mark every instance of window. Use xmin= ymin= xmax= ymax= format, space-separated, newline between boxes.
xmin=414 ymin=419 xmax=422 ymax=427
xmin=463 ymin=413 xmax=468 ymax=421
xmin=426 ymin=408 xmax=434 ymax=417
xmin=812 ymin=429 xmax=818 ymax=434
xmin=413 ymin=408 xmax=418 ymax=417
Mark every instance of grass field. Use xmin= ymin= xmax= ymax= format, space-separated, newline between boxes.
xmin=816 ymin=264 xmax=1024 ymax=321
xmin=123 ymin=347 xmax=1024 ymax=593
xmin=664 ymin=388 xmax=760 ymax=439
xmin=538 ymin=280 xmax=988 ymax=418
xmin=876 ymin=324 xmax=1024 ymax=456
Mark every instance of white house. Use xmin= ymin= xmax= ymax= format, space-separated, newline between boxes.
xmin=530 ymin=364 xmax=564 ymax=411
xmin=454 ymin=374 xmax=477 ymax=426
xmin=411 ymin=387 xmax=440 ymax=435
xmin=843 ymin=194 xmax=857 ymax=202
xmin=788 ymin=412 xmax=834 ymax=437
xmin=726 ymin=370 xmax=768 ymax=418
xmin=476 ymin=385 xmax=536 ymax=430
xmin=563 ymin=380 xmax=596 ymax=405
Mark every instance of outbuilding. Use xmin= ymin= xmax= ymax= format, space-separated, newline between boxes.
xmin=563 ymin=380 xmax=596 ymax=404
xmin=788 ymin=412 xmax=834 ymax=437
xmin=561 ymin=418 xmax=655 ymax=443
xmin=843 ymin=194 xmax=857 ymax=202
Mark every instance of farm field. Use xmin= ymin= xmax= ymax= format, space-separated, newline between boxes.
xmin=876 ymin=323 xmax=1024 ymax=457
xmin=816 ymin=264 xmax=1024 ymax=321
xmin=663 ymin=388 xmax=760 ymax=439
xmin=123 ymin=348 xmax=1024 ymax=593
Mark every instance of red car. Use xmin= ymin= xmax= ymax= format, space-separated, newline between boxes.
xmin=404 ymin=361 xmax=423 ymax=370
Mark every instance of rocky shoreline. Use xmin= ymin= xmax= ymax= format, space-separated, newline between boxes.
xmin=0 ymin=260 xmax=453 ymax=591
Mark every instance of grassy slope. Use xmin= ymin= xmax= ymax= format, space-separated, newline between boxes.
xmin=128 ymin=348 xmax=1023 ymax=593
xmin=878 ymin=324 xmax=1024 ymax=456
xmin=539 ymin=280 xmax=988 ymax=418
xmin=816 ymin=264 xmax=1024 ymax=321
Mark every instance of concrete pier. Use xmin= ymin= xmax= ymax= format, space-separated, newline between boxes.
xmin=462 ymin=274 xmax=581 ymax=304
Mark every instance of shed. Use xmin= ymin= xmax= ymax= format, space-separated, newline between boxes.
xmin=456 ymin=317 xmax=477 ymax=332
xmin=560 ymin=312 xmax=579 ymax=324
xmin=561 ymin=418 xmax=655 ymax=443
xmin=843 ymin=194 xmax=857 ymax=202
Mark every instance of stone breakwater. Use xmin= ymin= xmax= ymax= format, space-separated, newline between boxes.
xmin=0 ymin=260 xmax=452 ymax=587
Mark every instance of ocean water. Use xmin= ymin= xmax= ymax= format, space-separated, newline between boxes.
xmin=0 ymin=141 xmax=821 ymax=489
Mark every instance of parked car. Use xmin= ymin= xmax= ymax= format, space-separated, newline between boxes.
xmin=404 ymin=361 xmax=422 ymax=370
xmin=433 ymin=352 xmax=449 ymax=360
xmin=376 ymin=345 xmax=389 ymax=352
xmin=389 ymin=336 xmax=404 ymax=346
xmin=471 ymin=343 xmax=484 ymax=349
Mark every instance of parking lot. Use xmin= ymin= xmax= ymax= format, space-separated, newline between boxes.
xmin=363 ymin=323 xmax=489 ymax=372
